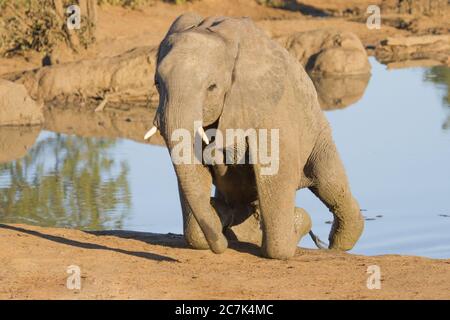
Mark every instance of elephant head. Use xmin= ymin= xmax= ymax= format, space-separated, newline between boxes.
xmin=144 ymin=14 xmax=310 ymax=254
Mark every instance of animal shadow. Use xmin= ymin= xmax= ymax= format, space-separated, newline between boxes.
xmin=0 ymin=224 xmax=178 ymax=262
xmin=88 ymin=229 xmax=262 ymax=257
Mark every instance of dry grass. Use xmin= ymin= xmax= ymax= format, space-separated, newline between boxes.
xmin=0 ymin=0 xmax=95 ymax=57
xmin=0 ymin=0 xmax=197 ymax=57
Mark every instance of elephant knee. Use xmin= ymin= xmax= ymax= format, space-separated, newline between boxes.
xmin=262 ymin=244 xmax=296 ymax=260
xmin=263 ymin=248 xmax=295 ymax=260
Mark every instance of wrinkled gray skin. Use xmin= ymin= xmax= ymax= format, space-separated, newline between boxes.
xmin=153 ymin=13 xmax=364 ymax=259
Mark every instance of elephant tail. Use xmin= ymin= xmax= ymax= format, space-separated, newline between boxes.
xmin=309 ymin=230 xmax=328 ymax=249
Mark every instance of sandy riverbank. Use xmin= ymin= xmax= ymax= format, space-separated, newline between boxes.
xmin=1 ymin=223 xmax=449 ymax=299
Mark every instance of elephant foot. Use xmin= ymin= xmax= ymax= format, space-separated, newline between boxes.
xmin=328 ymin=200 xmax=364 ymax=251
xmin=225 ymin=209 xmax=263 ymax=246
xmin=293 ymin=207 xmax=312 ymax=243
xmin=261 ymin=207 xmax=313 ymax=260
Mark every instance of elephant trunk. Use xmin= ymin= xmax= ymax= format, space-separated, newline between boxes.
xmin=160 ymin=97 xmax=228 ymax=254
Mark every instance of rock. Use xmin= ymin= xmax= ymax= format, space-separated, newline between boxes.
xmin=278 ymin=29 xmax=371 ymax=76
xmin=375 ymin=35 xmax=450 ymax=65
xmin=8 ymin=46 xmax=158 ymax=105
xmin=0 ymin=79 xmax=44 ymax=126
xmin=6 ymin=29 xmax=371 ymax=107
xmin=381 ymin=0 xmax=448 ymax=16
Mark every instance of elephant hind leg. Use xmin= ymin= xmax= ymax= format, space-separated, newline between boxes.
xmin=307 ymin=136 xmax=364 ymax=251
xmin=224 ymin=203 xmax=312 ymax=248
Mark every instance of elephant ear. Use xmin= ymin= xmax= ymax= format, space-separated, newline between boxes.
xmin=207 ymin=18 xmax=288 ymax=135
xmin=157 ymin=13 xmax=204 ymax=63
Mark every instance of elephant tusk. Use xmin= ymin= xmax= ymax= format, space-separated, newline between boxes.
xmin=144 ymin=126 xmax=158 ymax=140
xmin=197 ymin=126 xmax=209 ymax=144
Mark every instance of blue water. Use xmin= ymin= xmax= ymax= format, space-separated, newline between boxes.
xmin=298 ymin=60 xmax=450 ymax=258
xmin=1 ymin=59 xmax=449 ymax=258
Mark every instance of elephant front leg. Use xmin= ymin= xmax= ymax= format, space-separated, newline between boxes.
xmin=250 ymin=167 xmax=302 ymax=259
xmin=259 ymin=189 xmax=298 ymax=259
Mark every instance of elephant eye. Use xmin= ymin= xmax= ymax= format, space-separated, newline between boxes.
xmin=154 ymin=80 xmax=161 ymax=90
xmin=207 ymin=84 xmax=217 ymax=92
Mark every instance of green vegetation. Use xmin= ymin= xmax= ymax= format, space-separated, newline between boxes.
xmin=0 ymin=0 xmax=95 ymax=56
xmin=255 ymin=0 xmax=290 ymax=9
xmin=425 ymin=66 xmax=450 ymax=106
xmin=0 ymin=0 xmax=192 ymax=56
xmin=1 ymin=0 xmax=63 ymax=55
xmin=97 ymin=0 xmax=191 ymax=8
xmin=425 ymin=66 xmax=450 ymax=130
xmin=97 ymin=0 xmax=154 ymax=7
xmin=0 ymin=134 xmax=131 ymax=230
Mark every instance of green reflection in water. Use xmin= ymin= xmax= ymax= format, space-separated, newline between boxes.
xmin=0 ymin=133 xmax=131 ymax=230
xmin=425 ymin=66 xmax=450 ymax=105
xmin=424 ymin=66 xmax=450 ymax=130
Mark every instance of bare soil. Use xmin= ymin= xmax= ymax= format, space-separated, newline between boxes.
xmin=1 ymin=224 xmax=449 ymax=299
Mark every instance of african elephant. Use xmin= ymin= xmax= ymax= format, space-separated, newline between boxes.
xmin=145 ymin=13 xmax=364 ymax=259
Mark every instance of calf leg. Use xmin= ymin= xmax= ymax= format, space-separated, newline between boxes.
xmin=308 ymin=135 xmax=364 ymax=250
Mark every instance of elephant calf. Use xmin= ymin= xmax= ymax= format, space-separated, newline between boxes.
xmin=145 ymin=13 xmax=364 ymax=259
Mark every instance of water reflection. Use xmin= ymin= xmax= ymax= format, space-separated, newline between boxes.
xmin=0 ymin=126 xmax=40 ymax=163
xmin=0 ymin=133 xmax=131 ymax=229
xmin=424 ymin=66 xmax=450 ymax=130
xmin=43 ymin=105 xmax=165 ymax=146
xmin=311 ymin=74 xmax=371 ymax=110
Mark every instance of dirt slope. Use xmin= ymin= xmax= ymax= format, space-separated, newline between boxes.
xmin=1 ymin=223 xmax=449 ymax=299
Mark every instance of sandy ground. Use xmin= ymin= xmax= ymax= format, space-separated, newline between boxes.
xmin=1 ymin=223 xmax=449 ymax=299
